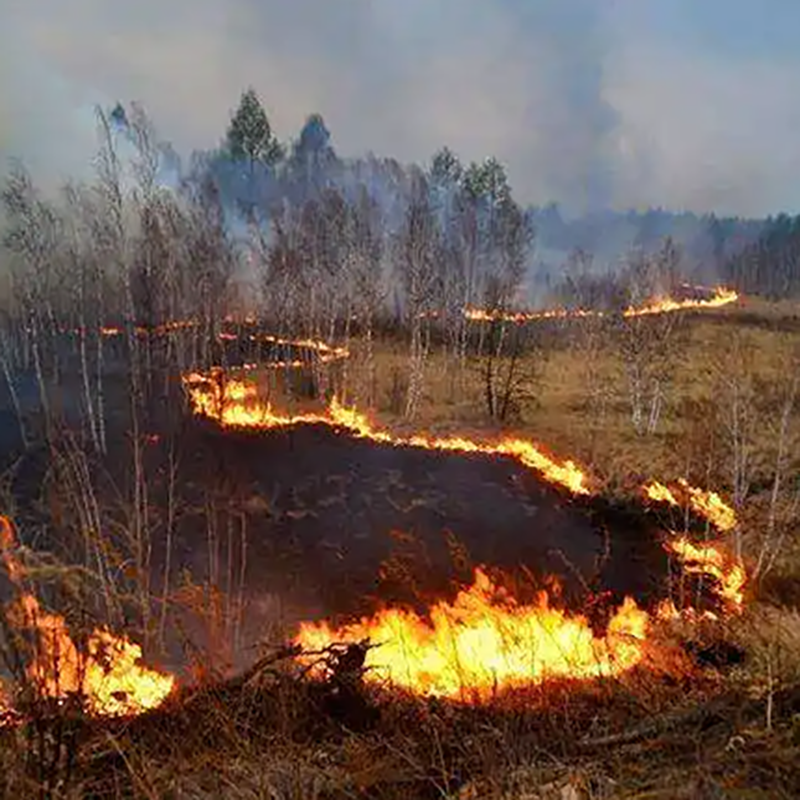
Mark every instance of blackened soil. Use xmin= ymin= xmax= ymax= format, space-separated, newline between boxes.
xmin=167 ymin=419 xmax=681 ymax=624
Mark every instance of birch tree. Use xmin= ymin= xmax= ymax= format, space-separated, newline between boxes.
xmin=397 ymin=170 xmax=440 ymax=420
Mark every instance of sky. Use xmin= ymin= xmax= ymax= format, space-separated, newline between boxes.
xmin=1 ymin=0 xmax=799 ymax=217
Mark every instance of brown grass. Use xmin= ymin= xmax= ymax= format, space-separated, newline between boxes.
xmin=358 ymin=306 xmax=794 ymax=475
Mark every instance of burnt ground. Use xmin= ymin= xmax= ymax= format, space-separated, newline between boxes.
xmin=171 ymin=420 xmax=676 ymax=618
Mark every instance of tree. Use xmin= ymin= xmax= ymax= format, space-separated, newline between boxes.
xmin=397 ymin=170 xmax=441 ymax=419
xmin=225 ymin=88 xmax=284 ymax=168
xmin=430 ymin=146 xmax=463 ymax=186
xmin=615 ymin=244 xmax=686 ymax=436
xmin=480 ymin=195 xmax=535 ymax=421
xmin=345 ymin=185 xmax=385 ymax=406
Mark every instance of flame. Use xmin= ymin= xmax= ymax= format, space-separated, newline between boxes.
xmin=294 ymin=525 xmax=746 ymax=698
xmin=644 ymin=480 xmax=737 ymax=532
xmin=665 ymin=536 xmax=746 ymax=609
xmin=0 ymin=516 xmax=175 ymax=720
xmin=462 ymin=286 xmax=738 ymax=324
xmin=181 ymin=376 xmax=590 ymax=495
xmin=295 ymin=568 xmax=651 ymax=700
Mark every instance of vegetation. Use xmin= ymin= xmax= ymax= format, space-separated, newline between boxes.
xmin=0 ymin=91 xmax=798 ymax=797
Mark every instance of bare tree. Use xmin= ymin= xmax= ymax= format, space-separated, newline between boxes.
xmin=481 ymin=197 xmax=535 ymax=421
xmin=616 ymin=243 xmax=684 ymax=436
xmin=344 ymin=184 xmax=386 ymax=406
xmin=396 ymin=170 xmax=441 ymax=420
xmin=1 ymin=163 xmax=63 ymax=441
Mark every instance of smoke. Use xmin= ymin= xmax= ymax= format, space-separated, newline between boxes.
xmin=1 ymin=0 xmax=799 ymax=215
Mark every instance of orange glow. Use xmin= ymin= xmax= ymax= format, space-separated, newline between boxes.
xmin=0 ymin=516 xmax=175 ymax=720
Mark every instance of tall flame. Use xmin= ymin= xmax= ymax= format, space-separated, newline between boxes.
xmin=0 ymin=516 xmax=175 ymax=719
xmin=295 ymin=568 xmax=651 ymax=699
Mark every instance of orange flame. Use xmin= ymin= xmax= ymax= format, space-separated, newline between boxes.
xmin=644 ymin=480 xmax=737 ymax=532
xmin=462 ymin=286 xmax=738 ymax=324
xmin=665 ymin=536 xmax=746 ymax=609
xmin=181 ymin=377 xmax=590 ymax=495
xmin=0 ymin=516 xmax=175 ymax=720
xmin=295 ymin=568 xmax=651 ymax=700
xmin=294 ymin=526 xmax=746 ymax=698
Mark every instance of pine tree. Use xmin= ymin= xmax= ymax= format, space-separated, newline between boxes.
xmin=225 ymin=88 xmax=283 ymax=167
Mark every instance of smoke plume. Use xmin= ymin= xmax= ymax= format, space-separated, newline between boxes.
xmin=1 ymin=0 xmax=800 ymax=215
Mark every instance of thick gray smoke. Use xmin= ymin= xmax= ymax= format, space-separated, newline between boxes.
xmin=1 ymin=0 xmax=799 ymax=215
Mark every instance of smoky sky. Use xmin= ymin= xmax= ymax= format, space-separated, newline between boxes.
xmin=1 ymin=0 xmax=800 ymax=216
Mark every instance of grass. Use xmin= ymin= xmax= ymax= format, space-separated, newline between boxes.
xmin=2 ymin=298 xmax=800 ymax=797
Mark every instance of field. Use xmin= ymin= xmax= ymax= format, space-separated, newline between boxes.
xmin=1 ymin=295 xmax=800 ymax=799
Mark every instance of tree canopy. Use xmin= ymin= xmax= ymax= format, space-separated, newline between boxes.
xmin=225 ymin=88 xmax=283 ymax=166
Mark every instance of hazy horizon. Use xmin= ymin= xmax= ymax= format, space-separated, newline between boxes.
xmin=2 ymin=0 xmax=799 ymax=218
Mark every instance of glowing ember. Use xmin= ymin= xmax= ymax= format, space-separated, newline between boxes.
xmin=295 ymin=568 xmax=651 ymax=699
xmin=181 ymin=378 xmax=590 ymax=495
xmin=0 ymin=516 xmax=175 ymax=720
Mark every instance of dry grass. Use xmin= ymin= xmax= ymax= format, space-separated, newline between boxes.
xmin=3 ymin=641 xmax=800 ymax=799
xmin=346 ymin=305 xmax=797 ymax=481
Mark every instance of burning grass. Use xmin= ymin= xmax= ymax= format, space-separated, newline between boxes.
xmin=0 ymin=517 xmax=175 ymax=719
xmin=463 ymin=285 xmax=739 ymax=323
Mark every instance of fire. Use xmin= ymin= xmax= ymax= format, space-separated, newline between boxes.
xmin=463 ymin=286 xmax=739 ymax=324
xmin=180 ymin=324 xmax=751 ymax=699
xmin=644 ymin=480 xmax=737 ymax=532
xmin=0 ymin=516 xmax=175 ymax=720
xmin=294 ymin=525 xmax=747 ymax=698
xmin=295 ymin=568 xmax=651 ymax=700
xmin=181 ymin=375 xmax=590 ymax=495
xmin=665 ymin=536 xmax=746 ymax=609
